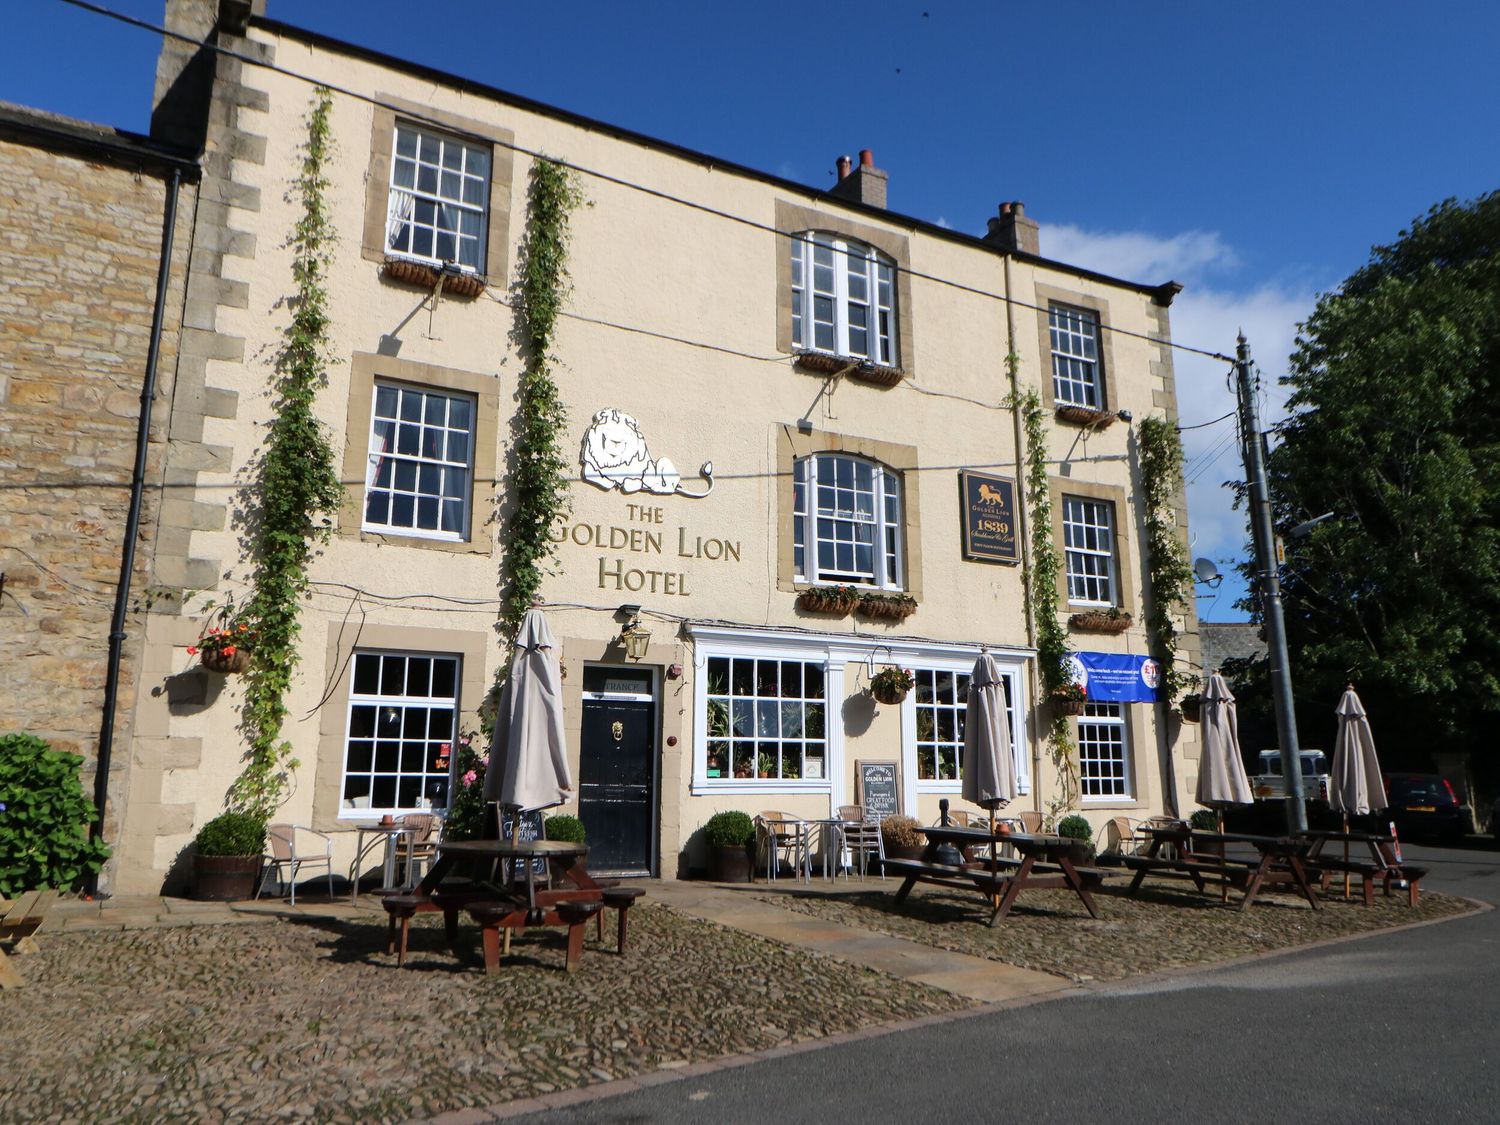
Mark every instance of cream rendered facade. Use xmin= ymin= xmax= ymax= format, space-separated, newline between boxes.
xmin=110 ymin=3 xmax=1202 ymax=892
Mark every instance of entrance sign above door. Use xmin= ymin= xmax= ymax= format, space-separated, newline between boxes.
xmin=959 ymin=471 xmax=1019 ymax=564
xmin=581 ymin=408 xmax=715 ymax=497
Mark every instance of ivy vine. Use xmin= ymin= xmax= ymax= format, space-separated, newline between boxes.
xmin=1138 ymin=414 xmax=1195 ymax=701
xmin=500 ymin=158 xmax=585 ymax=645
xmin=230 ymin=88 xmax=344 ymax=820
xmin=1012 ymin=379 xmax=1078 ymax=820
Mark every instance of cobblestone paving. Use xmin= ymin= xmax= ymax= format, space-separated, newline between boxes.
xmin=756 ymin=880 xmax=1476 ymax=982
xmin=0 ymin=904 xmax=966 ymax=1124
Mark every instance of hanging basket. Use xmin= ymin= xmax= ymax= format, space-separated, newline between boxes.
xmin=1179 ymin=695 xmax=1202 ymax=723
xmin=1051 ymin=695 xmax=1087 ymax=716
xmin=1069 ymin=610 xmax=1133 ymax=634
xmin=201 ymin=647 xmax=252 ymax=674
xmin=379 ymin=257 xmax=487 ymax=299
xmin=1054 ymin=404 xmax=1116 ymax=428
xmin=870 ymin=682 xmax=909 ymax=706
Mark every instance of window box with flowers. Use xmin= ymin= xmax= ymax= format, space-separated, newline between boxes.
xmin=869 ymin=665 xmax=915 ymax=706
xmin=1050 ymin=681 xmax=1088 ymax=716
xmin=855 ymin=592 xmax=918 ymax=623
xmin=1054 ymin=404 xmax=1117 ymax=429
xmin=189 ymin=620 xmax=256 ymax=674
xmin=796 ymin=584 xmax=863 ymax=615
xmin=1069 ymin=608 xmax=1133 ymax=634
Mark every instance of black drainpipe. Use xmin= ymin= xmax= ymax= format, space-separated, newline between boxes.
xmin=89 ymin=167 xmax=182 ymax=895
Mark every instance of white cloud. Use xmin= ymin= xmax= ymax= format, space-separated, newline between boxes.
xmin=1042 ymin=224 xmax=1319 ymax=620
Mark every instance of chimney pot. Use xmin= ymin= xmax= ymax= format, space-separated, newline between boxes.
xmin=836 ymin=154 xmax=852 ymax=181
xmin=828 ymin=148 xmax=888 ymax=209
xmin=983 ymin=201 xmax=1040 ymax=256
xmin=859 ymin=149 xmax=874 ymax=168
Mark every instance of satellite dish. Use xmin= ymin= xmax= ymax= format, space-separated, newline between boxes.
xmin=1193 ymin=557 xmax=1223 ymax=587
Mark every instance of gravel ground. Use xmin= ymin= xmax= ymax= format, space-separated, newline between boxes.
xmin=756 ymin=879 xmax=1476 ymax=982
xmin=0 ymin=904 xmax=966 ymax=1125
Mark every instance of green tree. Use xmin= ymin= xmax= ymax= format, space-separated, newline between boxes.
xmin=1254 ymin=191 xmax=1500 ymax=774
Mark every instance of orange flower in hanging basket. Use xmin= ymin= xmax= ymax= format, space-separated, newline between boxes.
xmin=189 ymin=619 xmax=256 ymax=674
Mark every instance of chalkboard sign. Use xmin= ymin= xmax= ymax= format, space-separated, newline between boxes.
xmin=498 ymin=808 xmax=547 ymax=878
xmin=856 ymin=760 xmax=901 ymax=824
xmin=959 ymin=471 xmax=1019 ymax=564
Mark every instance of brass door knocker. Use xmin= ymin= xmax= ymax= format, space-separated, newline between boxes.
xmin=611 ymin=720 xmax=624 ymax=742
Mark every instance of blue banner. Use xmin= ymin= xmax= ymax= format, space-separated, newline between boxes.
xmin=1068 ymin=652 xmax=1161 ymax=703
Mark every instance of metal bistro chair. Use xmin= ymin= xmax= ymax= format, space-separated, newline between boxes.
xmin=836 ymin=806 xmax=885 ymax=879
xmin=395 ymin=813 xmax=440 ymax=889
xmin=755 ymin=811 xmax=811 ymax=882
xmin=256 ymin=824 xmax=336 ymax=905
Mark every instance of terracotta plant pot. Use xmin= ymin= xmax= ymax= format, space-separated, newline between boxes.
xmin=201 ymin=647 xmax=252 ymax=674
xmin=193 ymin=854 xmax=262 ymax=901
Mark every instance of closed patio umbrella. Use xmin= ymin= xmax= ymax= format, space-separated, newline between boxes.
xmin=484 ymin=608 xmax=572 ymax=818
xmin=1195 ymin=672 xmax=1253 ymax=825
xmin=961 ymin=653 xmax=1016 ymax=835
xmin=1329 ymin=685 xmax=1386 ymax=897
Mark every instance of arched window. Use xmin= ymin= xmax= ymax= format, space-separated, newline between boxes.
xmin=793 ymin=453 xmax=903 ymax=589
xmin=790 ymin=233 xmax=898 ymax=366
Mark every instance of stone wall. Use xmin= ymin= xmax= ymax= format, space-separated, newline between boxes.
xmin=0 ymin=128 xmax=196 ymax=872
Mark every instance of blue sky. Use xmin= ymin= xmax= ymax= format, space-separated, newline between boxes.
xmin=8 ymin=0 xmax=1500 ymax=623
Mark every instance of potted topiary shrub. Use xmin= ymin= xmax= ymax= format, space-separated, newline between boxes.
xmin=1055 ymin=813 xmax=1095 ymax=866
xmin=880 ymin=814 xmax=926 ymax=868
xmin=192 ymin=812 xmax=266 ymax=901
xmin=543 ymin=814 xmax=586 ymax=844
xmin=704 ymin=810 xmax=755 ymax=883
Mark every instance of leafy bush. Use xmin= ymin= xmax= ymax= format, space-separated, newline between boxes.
xmin=1055 ymin=814 xmax=1094 ymax=843
xmin=880 ymin=815 xmax=924 ymax=848
xmin=442 ymin=733 xmax=488 ymax=841
xmin=704 ymin=810 xmax=754 ymax=847
xmin=1189 ymin=808 xmax=1220 ymax=831
xmin=544 ymin=814 xmax=586 ymax=844
xmin=194 ymin=812 xmax=266 ymax=857
xmin=0 ymin=733 xmax=111 ymax=895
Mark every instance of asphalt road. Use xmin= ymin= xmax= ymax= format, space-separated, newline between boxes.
xmin=518 ymin=841 xmax=1500 ymax=1124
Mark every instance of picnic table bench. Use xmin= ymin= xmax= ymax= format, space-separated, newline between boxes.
xmin=1112 ymin=825 xmax=1321 ymax=911
xmin=0 ymin=890 xmax=59 ymax=989
xmin=1300 ymin=829 xmax=1427 ymax=906
xmin=888 ymin=825 xmax=1110 ymax=926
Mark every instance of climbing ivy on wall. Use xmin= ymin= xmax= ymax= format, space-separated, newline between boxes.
xmin=499 ymin=158 xmax=585 ymax=644
xmin=230 ymin=89 xmax=344 ymax=820
xmin=1138 ymin=414 xmax=1195 ymax=702
xmin=1013 ymin=380 xmax=1079 ymax=821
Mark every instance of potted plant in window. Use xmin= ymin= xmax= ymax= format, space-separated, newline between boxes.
xmin=704 ymin=810 xmax=755 ymax=883
xmin=868 ymin=666 xmax=915 ymax=706
xmin=796 ymin=584 xmax=862 ymax=615
xmin=1049 ymin=681 xmax=1088 ymax=716
xmin=192 ymin=811 xmax=266 ymax=901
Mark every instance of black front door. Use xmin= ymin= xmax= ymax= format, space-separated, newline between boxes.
xmin=578 ymin=668 xmax=656 ymax=875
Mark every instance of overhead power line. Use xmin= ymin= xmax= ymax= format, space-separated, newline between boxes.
xmin=59 ymin=0 xmax=1236 ymax=366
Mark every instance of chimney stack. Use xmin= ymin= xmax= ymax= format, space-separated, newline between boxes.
xmin=983 ymin=201 xmax=1041 ymax=256
xmin=829 ymin=147 xmax=888 ymax=209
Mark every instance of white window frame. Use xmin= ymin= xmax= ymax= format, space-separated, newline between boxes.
xmin=1049 ymin=303 xmax=1103 ymax=409
xmin=794 ymin=452 xmax=904 ymax=590
xmin=362 ymin=381 xmax=476 ymax=542
xmin=900 ymin=653 xmax=1031 ymax=801
xmin=1062 ymin=496 xmax=1117 ymax=606
xmin=790 ymin=232 xmax=898 ymax=366
xmin=385 ymin=121 xmax=491 ymax=273
xmin=340 ymin=649 xmax=461 ymax=819
xmin=1077 ymin=701 xmax=1132 ymax=801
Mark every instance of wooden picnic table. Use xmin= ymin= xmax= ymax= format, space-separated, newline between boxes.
xmin=1119 ymin=825 xmax=1321 ymax=911
xmin=1297 ymin=829 xmax=1427 ymax=905
xmin=885 ymin=824 xmax=1109 ymax=926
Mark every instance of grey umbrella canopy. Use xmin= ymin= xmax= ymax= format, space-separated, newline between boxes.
xmin=483 ymin=608 xmax=572 ymax=813
xmin=961 ymin=653 xmax=1016 ymax=810
xmin=1195 ymin=672 xmax=1253 ymax=809
xmin=1330 ymin=685 xmax=1386 ymax=816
